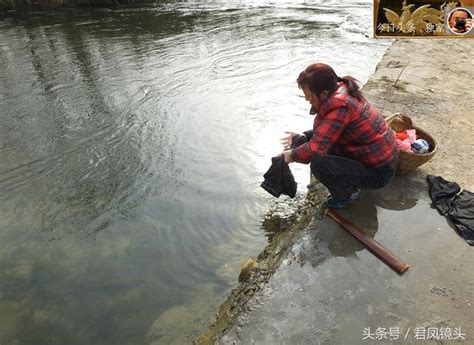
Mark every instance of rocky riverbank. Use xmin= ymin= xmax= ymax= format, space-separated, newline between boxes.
xmin=197 ymin=38 xmax=474 ymax=344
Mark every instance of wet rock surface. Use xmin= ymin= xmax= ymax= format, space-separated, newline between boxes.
xmin=203 ymin=39 xmax=474 ymax=344
xmin=219 ymin=180 xmax=474 ymax=344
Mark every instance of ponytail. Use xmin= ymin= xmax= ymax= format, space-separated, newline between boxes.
xmin=337 ymin=76 xmax=364 ymax=101
xmin=297 ymin=63 xmax=364 ymax=101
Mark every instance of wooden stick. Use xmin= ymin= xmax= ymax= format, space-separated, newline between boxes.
xmin=325 ymin=209 xmax=410 ymax=274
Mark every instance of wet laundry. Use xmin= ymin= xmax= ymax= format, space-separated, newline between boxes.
xmin=395 ymin=129 xmax=416 ymax=153
xmin=412 ymin=139 xmax=430 ymax=154
xmin=397 ymin=139 xmax=412 ymax=153
xmin=261 ymin=155 xmax=297 ymax=198
xmin=427 ymin=175 xmax=474 ymax=246
xmin=395 ymin=131 xmax=408 ymax=141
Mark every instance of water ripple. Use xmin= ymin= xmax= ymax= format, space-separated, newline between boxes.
xmin=0 ymin=3 xmax=388 ymax=344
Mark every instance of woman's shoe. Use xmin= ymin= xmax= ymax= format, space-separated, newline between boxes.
xmin=325 ymin=197 xmax=355 ymax=209
xmin=325 ymin=189 xmax=361 ymax=209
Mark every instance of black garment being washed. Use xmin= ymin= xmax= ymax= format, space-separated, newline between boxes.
xmin=427 ymin=175 xmax=474 ymax=246
xmin=261 ymin=155 xmax=297 ymax=198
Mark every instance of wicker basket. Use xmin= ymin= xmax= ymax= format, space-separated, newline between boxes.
xmin=386 ymin=114 xmax=437 ymax=175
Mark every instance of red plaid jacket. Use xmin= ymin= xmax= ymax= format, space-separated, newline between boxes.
xmin=291 ymin=83 xmax=398 ymax=168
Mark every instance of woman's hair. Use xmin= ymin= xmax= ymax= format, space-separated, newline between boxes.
xmin=450 ymin=9 xmax=472 ymax=20
xmin=296 ymin=63 xmax=363 ymax=101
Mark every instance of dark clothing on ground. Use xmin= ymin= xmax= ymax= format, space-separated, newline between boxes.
xmin=261 ymin=155 xmax=297 ymax=198
xmin=310 ymin=153 xmax=397 ymax=199
xmin=427 ymin=175 xmax=474 ymax=246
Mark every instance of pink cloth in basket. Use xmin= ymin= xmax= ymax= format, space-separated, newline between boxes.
xmin=396 ymin=129 xmax=417 ymax=153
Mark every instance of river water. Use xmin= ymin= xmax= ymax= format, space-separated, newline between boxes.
xmin=0 ymin=2 xmax=390 ymax=344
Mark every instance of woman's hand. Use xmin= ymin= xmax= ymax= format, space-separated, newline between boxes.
xmin=280 ymin=131 xmax=298 ymax=149
xmin=282 ymin=150 xmax=293 ymax=164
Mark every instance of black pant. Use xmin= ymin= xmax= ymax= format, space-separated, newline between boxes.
xmin=310 ymin=154 xmax=397 ymax=199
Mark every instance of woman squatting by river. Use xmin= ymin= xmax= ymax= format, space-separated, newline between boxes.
xmin=281 ymin=63 xmax=399 ymax=209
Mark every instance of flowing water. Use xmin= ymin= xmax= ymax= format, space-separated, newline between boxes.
xmin=0 ymin=2 xmax=390 ymax=344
